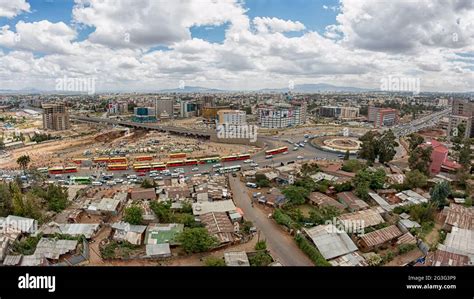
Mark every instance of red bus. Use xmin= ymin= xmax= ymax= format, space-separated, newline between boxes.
xmin=166 ymin=160 xmax=185 ymax=168
xmin=108 ymin=164 xmax=128 ymax=171
xmin=135 ymin=155 xmax=153 ymax=161
xmin=93 ymin=157 xmax=110 ymax=164
xmin=265 ymin=146 xmax=288 ymax=156
xmin=237 ymin=154 xmax=251 ymax=161
xmin=48 ymin=167 xmax=64 ymax=175
xmin=72 ymin=158 xmax=87 ymax=164
xmin=184 ymin=159 xmax=198 ymax=166
xmin=109 ymin=157 xmax=127 ymax=164
xmin=169 ymin=153 xmax=186 ymax=159
xmin=221 ymin=155 xmax=238 ymax=162
xmin=63 ymin=166 xmax=78 ymax=173
xmin=133 ymin=164 xmax=151 ymax=172
xmin=151 ymin=163 xmax=166 ymax=171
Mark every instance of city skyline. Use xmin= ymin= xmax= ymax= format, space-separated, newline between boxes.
xmin=0 ymin=0 xmax=473 ymax=93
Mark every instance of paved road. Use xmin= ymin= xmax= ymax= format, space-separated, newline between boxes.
xmin=228 ymin=175 xmax=313 ymax=266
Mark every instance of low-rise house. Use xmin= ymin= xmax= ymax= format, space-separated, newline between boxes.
xmin=358 ymin=225 xmax=403 ymax=250
xmin=337 ymin=208 xmax=385 ymax=231
xmin=438 ymin=227 xmax=474 ymax=257
xmin=368 ymin=192 xmax=393 ymax=212
xmin=396 ymin=232 xmax=417 ymax=245
xmin=192 ymin=200 xmax=236 ymax=216
xmin=398 ymin=219 xmax=421 ymax=232
xmin=304 ymin=224 xmax=358 ymax=260
xmin=87 ymin=197 xmax=121 ymax=215
xmin=40 ymin=223 xmax=100 ymax=239
xmin=442 ymin=204 xmax=474 ymax=231
xmin=337 ymin=192 xmax=369 ymax=212
xmin=130 ymin=188 xmax=157 ymax=201
xmin=329 ymin=252 xmax=368 ymax=267
xmin=264 ymin=188 xmax=287 ymax=208
xmin=145 ymin=223 xmax=184 ymax=246
xmin=0 ymin=215 xmax=38 ymax=234
xmin=34 ymin=238 xmax=78 ymax=260
xmin=146 ymin=243 xmax=171 ymax=258
xmin=111 ymin=222 xmax=147 ymax=245
xmin=164 ymin=185 xmax=191 ymax=201
xmin=309 ymin=192 xmax=345 ymax=211
xmin=422 ymin=249 xmax=472 ymax=266
xmin=395 ymin=190 xmax=428 ymax=205
xmin=224 ymin=251 xmax=250 ymax=266
xmin=200 ymin=212 xmax=235 ymax=244
xmin=0 ymin=236 xmax=9 ymax=262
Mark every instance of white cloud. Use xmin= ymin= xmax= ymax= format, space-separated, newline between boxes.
xmin=253 ymin=17 xmax=305 ymax=33
xmin=0 ymin=0 xmax=30 ymax=18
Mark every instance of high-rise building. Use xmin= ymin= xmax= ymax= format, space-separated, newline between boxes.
xmin=319 ymin=106 xmax=360 ymax=119
xmin=217 ymin=110 xmax=246 ymax=125
xmin=258 ymin=102 xmax=306 ymax=129
xmin=448 ymin=99 xmax=474 ymax=139
xmin=368 ymin=106 xmax=398 ymax=128
xmin=133 ymin=107 xmax=156 ymax=123
xmin=42 ymin=103 xmax=70 ymax=131
xmin=155 ymin=97 xmax=174 ymax=119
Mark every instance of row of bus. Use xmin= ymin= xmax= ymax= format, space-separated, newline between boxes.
xmin=73 ymin=153 xmax=191 ymax=165
xmin=265 ymin=146 xmax=288 ymax=156
xmin=36 ymin=166 xmax=79 ymax=175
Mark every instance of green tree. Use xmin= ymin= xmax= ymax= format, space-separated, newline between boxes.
xmin=378 ymin=130 xmax=397 ymax=164
xmin=308 ymin=206 xmax=341 ymax=225
xmin=255 ymin=240 xmax=267 ymax=251
xmin=149 ymin=201 xmax=173 ymax=223
xmin=141 ymin=178 xmax=155 ymax=188
xmin=358 ymin=131 xmax=379 ymax=165
xmin=343 ymin=150 xmax=350 ymax=160
xmin=353 ymin=168 xmax=386 ymax=199
xmin=430 ymin=181 xmax=451 ymax=207
xmin=407 ymin=133 xmax=424 ymax=151
xmin=451 ymin=123 xmax=466 ymax=150
xmin=282 ymin=186 xmax=309 ymax=205
xmin=458 ymin=138 xmax=472 ymax=169
xmin=204 ymin=256 xmax=226 ymax=266
xmin=0 ymin=183 xmax=13 ymax=216
xmin=408 ymin=146 xmax=432 ymax=176
xmin=36 ymin=184 xmax=68 ymax=212
xmin=176 ymin=227 xmax=218 ymax=253
xmin=16 ymin=155 xmax=31 ymax=173
xmin=249 ymin=251 xmax=273 ymax=266
xmin=404 ymin=170 xmax=428 ymax=189
xmin=123 ymin=205 xmax=143 ymax=225
xmin=341 ymin=159 xmax=364 ymax=173
xmin=255 ymin=173 xmax=270 ymax=188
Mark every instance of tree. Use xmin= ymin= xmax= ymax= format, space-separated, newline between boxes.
xmin=341 ymin=159 xmax=364 ymax=173
xmin=255 ymin=173 xmax=270 ymax=188
xmin=0 ymin=183 xmax=13 ymax=216
xmin=408 ymin=146 xmax=432 ymax=176
xmin=430 ymin=181 xmax=451 ymax=207
xmin=141 ymin=178 xmax=155 ymax=188
xmin=204 ymin=256 xmax=226 ymax=266
xmin=34 ymin=184 xmax=68 ymax=212
xmin=343 ymin=150 xmax=350 ymax=160
xmin=353 ymin=168 xmax=386 ymax=199
xmin=149 ymin=201 xmax=173 ymax=223
xmin=123 ymin=205 xmax=143 ymax=225
xmin=407 ymin=133 xmax=424 ymax=151
xmin=308 ymin=206 xmax=341 ymax=225
xmin=176 ymin=227 xmax=218 ymax=253
xmin=282 ymin=186 xmax=310 ymax=205
xmin=378 ymin=130 xmax=397 ymax=164
xmin=404 ymin=170 xmax=428 ymax=189
xmin=255 ymin=240 xmax=267 ymax=251
xmin=458 ymin=138 xmax=472 ymax=170
xmin=249 ymin=251 xmax=273 ymax=266
xmin=16 ymin=155 xmax=31 ymax=172
xmin=451 ymin=123 xmax=466 ymax=150
xmin=358 ymin=131 xmax=379 ymax=165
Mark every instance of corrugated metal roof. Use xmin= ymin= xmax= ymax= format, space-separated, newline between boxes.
xmin=444 ymin=204 xmax=474 ymax=230
xmin=360 ymin=225 xmax=403 ymax=248
xmin=304 ymin=224 xmax=358 ymax=260
xmin=224 ymin=251 xmax=250 ymax=266
xmin=337 ymin=208 xmax=385 ymax=230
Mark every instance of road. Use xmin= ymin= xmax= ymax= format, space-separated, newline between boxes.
xmin=228 ymin=175 xmax=314 ymax=266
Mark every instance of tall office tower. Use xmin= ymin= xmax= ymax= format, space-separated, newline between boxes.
xmin=368 ymin=106 xmax=398 ymax=128
xmin=42 ymin=103 xmax=70 ymax=131
xmin=448 ymin=99 xmax=474 ymax=139
xmin=155 ymin=97 xmax=174 ymax=119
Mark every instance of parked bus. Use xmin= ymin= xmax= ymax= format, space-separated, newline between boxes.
xmin=48 ymin=167 xmax=64 ymax=174
xmin=265 ymin=146 xmax=288 ymax=156
xmin=37 ymin=167 xmax=49 ymax=174
xmin=217 ymin=165 xmax=241 ymax=173
xmin=63 ymin=166 xmax=78 ymax=173
xmin=221 ymin=155 xmax=238 ymax=162
xmin=237 ymin=154 xmax=251 ymax=161
xmin=169 ymin=152 xmax=186 ymax=159
xmin=133 ymin=164 xmax=152 ymax=172
xmin=184 ymin=159 xmax=198 ymax=166
xmin=151 ymin=163 xmax=166 ymax=171
xmin=71 ymin=176 xmax=92 ymax=185
xmin=166 ymin=160 xmax=185 ymax=168
xmin=107 ymin=164 xmax=128 ymax=171
xmin=72 ymin=158 xmax=87 ymax=164
xmin=135 ymin=155 xmax=153 ymax=161
xmin=93 ymin=157 xmax=110 ymax=164
xmin=198 ymin=157 xmax=220 ymax=164
xmin=109 ymin=157 xmax=127 ymax=164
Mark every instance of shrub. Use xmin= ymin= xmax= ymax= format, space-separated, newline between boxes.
xmin=294 ymin=234 xmax=331 ymax=266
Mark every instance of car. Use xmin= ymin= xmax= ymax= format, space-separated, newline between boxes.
xmin=106 ymin=180 xmax=116 ymax=186
xmin=92 ymin=181 xmax=102 ymax=186
xmin=191 ymin=167 xmax=199 ymax=171
xmin=293 ymin=147 xmax=299 ymax=151
xmin=250 ymin=163 xmax=259 ymax=167
xmin=171 ymin=173 xmax=179 ymax=178
xmin=246 ymin=182 xmax=257 ymax=188
xmin=213 ymin=163 xmax=222 ymax=168
xmin=155 ymin=176 xmax=163 ymax=180
xmin=265 ymin=155 xmax=273 ymax=159
xmin=282 ymin=151 xmax=288 ymax=155
xmin=127 ymin=174 xmax=137 ymax=179
xmin=231 ymin=172 xmax=237 ymax=177
xmin=243 ymin=159 xmax=253 ymax=164
xmin=149 ymin=173 xmax=157 ymax=177
xmin=297 ymin=156 xmax=304 ymax=160
xmin=304 ymin=134 xmax=309 ymax=138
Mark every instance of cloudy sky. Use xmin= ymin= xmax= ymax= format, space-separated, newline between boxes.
xmin=0 ymin=0 xmax=472 ymax=92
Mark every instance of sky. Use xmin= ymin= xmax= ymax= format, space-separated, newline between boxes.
xmin=0 ymin=0 xmax=472 ymax=92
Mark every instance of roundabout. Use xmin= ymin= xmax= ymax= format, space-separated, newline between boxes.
xmin=310 ymin=135 xmax=361 ymax=154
